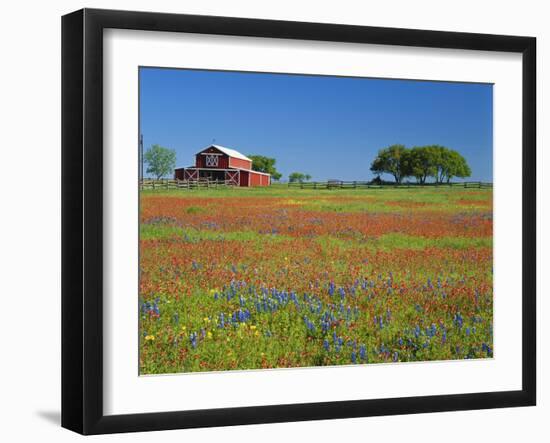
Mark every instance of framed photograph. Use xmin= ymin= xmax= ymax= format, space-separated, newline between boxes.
xmin=61 ymin=8 xmax=536 ymax=435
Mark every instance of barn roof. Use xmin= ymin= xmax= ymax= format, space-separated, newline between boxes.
xmin=199 ymin=144 xmax=252 ymax=162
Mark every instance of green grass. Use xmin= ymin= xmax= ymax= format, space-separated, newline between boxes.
xmin=315 ymin=232 xmax=492 ymax=252
xmin=140 ymin=224 xmax=293 ymax=244
xmin=141 ymin=183 xmax=488 ymax=198
xmin=141 ymin=185 xmax=492 ymax=214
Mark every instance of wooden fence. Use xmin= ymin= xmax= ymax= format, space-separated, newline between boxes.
xmin=287 ymin=181 xmax=493 ymax=190
xmin=140 ymin=178 xmax=234 ymax=190
xmin=140 ymin=179 xmax=493 ymax=191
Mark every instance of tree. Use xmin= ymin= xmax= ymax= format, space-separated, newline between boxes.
xmin=144 ymin=144 xmax=176 ymax=179
xmin=428 ymin=145 xmax=447 ymax=183
xmin=248 ymin=154 xmax=282 ymax=181
xmin=369 ymin=144 xmax=471 ymax=184
xmin=428 ymin=145 xmax=471 ymax=183
xmin=408 ymin=146 xmax=437 ymax=184
xmin=289 ymin=172 xmax=311 ymax=183
xmin=442 ymin=149 xmax=471 ymax=182
xmin=370 ymin=144 xmax=410 ymax=183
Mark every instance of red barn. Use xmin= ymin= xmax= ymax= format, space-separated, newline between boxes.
xmin=174 ymin=145 xmax=271 ymax=187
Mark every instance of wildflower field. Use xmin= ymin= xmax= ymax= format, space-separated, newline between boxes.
xmin=139 ymin=186 xmax=493 ymax=374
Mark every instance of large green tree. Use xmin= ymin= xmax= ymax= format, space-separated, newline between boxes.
xmin=144 ymin=144 xmax=176 ymax=179
xmin=408 ymin=146 xmax=437 ymax=184
xmin=429 ymin=145 xmax=471 ymax=183
xmin=248 ymin=154 xmax=282 ymax=180
xmin=370 ymin=144 xmax=471 ymax=184
xmin=441 ymin=149 xmax=472 ymax=182
xmin=370 ymin=144 xmax=410 ymax=184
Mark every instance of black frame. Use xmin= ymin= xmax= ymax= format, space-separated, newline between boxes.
xmin=62 ymin=8 xmax=536 ymax=435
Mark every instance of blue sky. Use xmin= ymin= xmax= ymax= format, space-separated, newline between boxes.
xmin=139 ymin=67 xmax=493 ymax=182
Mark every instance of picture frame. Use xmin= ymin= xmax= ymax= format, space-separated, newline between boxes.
xmin=61 ymin=8 xmax=536 ymax=435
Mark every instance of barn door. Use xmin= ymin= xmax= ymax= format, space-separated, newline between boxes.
xmin=225 ymin=170 xmax=239 ymax=186
xmin=184 ymin=169 xmax=199 ymax=181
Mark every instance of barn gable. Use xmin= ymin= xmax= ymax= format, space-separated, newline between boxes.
xmin=195 ymin=145 xmax=252 ymax=170
xmin=204 ymin=145 xmax=251 ymax=162
xmin=195 ymin=146 xmax=229 ymax=169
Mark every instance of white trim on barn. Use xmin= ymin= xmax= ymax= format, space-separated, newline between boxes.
xmin=176 ymin=166 xmax=271 ymax=176
xmin=204 ymin=154 xmax=219 ymax=167
xmin=226 ymin=170 xmax=240 ymax=186
xmin=177 ymin=167 xmax=271 ymax=176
